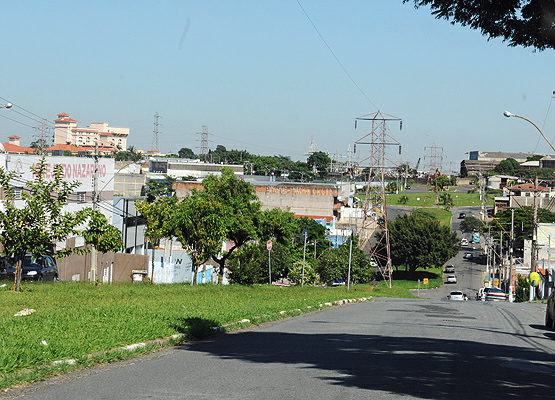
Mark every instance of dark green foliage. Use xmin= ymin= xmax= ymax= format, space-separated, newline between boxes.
xmin=113 ymin=146 xmax=142 ymax=162
xmin=515 ymin=275 xmax=530 ymax=303
xmin=307 ymin=151 xmax=331 ymax=178
xmin=460 ymin=216 xmax=483 ymax=233
xmin=495 ymin=206 xmax=555 ymax=246
xmin=519 ymin=168 xmax=555 ymax=179
xmin=432 ymin=175 xmax=451 ymax=190
xmin=144 ymin=176 xmax=176 ymax=202
xmin=405 ymin=0 xmax=555 ymax=51
xmin=228 ymin=241 xmax=292 ymax=284
xmin=178 ymin=148 xmax=196 ymax=159
xmin=494 ymin=158 xmax=521 ymax=174
xmin=385 ymin=213 xmax=459 ymax=273
xmin=316 ymin=240 xmax=376 ymax=285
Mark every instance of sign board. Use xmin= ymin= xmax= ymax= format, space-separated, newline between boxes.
xmin=267 ymin=240 xmax=272 ymax=251
xmin=423 ymin=278 xmax=429 ymax=285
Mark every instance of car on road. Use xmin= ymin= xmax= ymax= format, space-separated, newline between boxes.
xmin=458 ymin=212 xmax=466 ymax=219
xmin=484 ymin=287 xmax=506 ymax=301
xmin=546 ymin=291 xmax=555 ymax=329
xmin=460 ymin=238 xmax=469 ymax=246
xmin=444 ymin=265 xmax=455 ymax=273
xmin=446 ymin=275 xmax=457 ymax=284
xmin=447 ymin=291 xmax=468 ymax=301
xmin=3 ymin=255 xmax=58 ymax=281
xmin=464 ymin=252 xmax=473 ymax=259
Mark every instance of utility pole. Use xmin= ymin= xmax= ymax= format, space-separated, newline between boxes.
xmin=90 ymin=142 xmax=99 ymax=282
xmin=509 ymin=208 xmax=515 ymax=302
xmin=531 ymin=176 xmax=539 ymax=301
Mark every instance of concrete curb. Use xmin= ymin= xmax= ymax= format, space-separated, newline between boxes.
xmin=51 ymin=296 xmax=372 ymax=367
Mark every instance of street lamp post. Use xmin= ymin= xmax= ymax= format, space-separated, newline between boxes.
xmin=504 ymin=110 xmax=548 ymax=301
xmin=503 ymin=111 xmax=555 ymax=152
xmin=0 ymin=103 xmax=12 ymax=109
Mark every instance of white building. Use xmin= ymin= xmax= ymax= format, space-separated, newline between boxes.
xmin=54 ymin=113 xmax=129 ymax=152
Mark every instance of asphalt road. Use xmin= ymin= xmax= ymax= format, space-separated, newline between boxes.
xmin=3 ymin=299 xmax=553 ymax=400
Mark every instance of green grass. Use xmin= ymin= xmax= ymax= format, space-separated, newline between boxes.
xmin=0 ymin=281 xmax=374 ymax=387
xmin=0 ymin=275 xmax=445 ymax=389
xmin=386 ymin=191 xmax=489 ymax=207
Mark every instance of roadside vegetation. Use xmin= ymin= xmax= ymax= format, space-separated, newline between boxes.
xmin=1 ymin=281 xmax=389 ymax=389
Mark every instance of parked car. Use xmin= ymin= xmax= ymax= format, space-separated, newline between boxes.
xmin=485 ymin=287 xmax=506 ymax=301
xmin=447 ymin=291 xmax=467 ymax=301
xmin=444 ymin=265 xmax=455 ymax=273
xmin=458 ymin=212 xmax=466 ymax=219
xmin=545 ymin=291 xmax=555 ymax=329
xmin=4 ymin=255 xmax=58 ymax=281
xmin=446 ymin=275 xmax=457 ymax=284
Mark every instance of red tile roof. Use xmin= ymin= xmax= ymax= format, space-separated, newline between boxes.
xmin=1 ymin=143 xmax=36 ymax=153
xmin=508 ymin=183 xmax=550 ymax=191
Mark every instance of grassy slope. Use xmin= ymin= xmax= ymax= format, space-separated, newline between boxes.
xmin=0 ymin=282 xmax=383 ymax=379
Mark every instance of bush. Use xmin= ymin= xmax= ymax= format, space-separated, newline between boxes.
xmin=288 ymin=261 xmax=319 ymax=285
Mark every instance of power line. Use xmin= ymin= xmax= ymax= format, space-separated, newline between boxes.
xmin=296 ymin=0 xmax=378 ymax=109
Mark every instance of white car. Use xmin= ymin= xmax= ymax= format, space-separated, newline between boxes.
xmin=460 ymin=238 xmax=469 ymax=246
xmin=446 ymin=275 xmax=457 ymax=284
xmin=447 ymin=291 xmax=467 ymax=301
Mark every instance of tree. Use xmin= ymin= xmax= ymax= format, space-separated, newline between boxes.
xmin=178 ymin=147 xmax=197 ymax=159
xmin=170 ymin=167 xmax=261 ymax=284
xmin=0 ymin=157 xmax=118 ymax=291
xmin=113 ymin=145 xmax=142 ymax=162
xmin=460 ymin=215 xmax=483 ymax=233
xmin=143 ymin=176 xmax=176 ymax=202
xmin=316 ymin=240 xmax=376 ymax=285
xmin=432 ymin=175 xmax=451 ymax=190
xmin=495 ymin=206 xmax=555 ymax=247
xmin=82 ymin=210 xmax=124 ymax=254
xmin=438 ymin=193 xmax=454 ymax=207
xmin=494 ymin=158 xmax=521 ymax=174
xmin=171 ymin=193 xmax=228 ymax=284
xmin=384 ymin=213 xmax=459 ymax=273
xmin=405 ymin=1 xmax=555 ymax=51
xmin=135 ymin=198 xmax=175 ymax=281
xmin=307 ymin=151 xmax=331 ymax=178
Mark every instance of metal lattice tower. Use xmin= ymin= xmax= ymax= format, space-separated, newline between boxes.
xmin=424 ymin=143 xmax=444 ymax=175
xmin=33 ymin=119 xmax=50 ymax=153
xmin=152 ymin=112 xmax=162 ymax=151
xmin=198 ymin=125 xmax=210 ymax=162
xmin=354 ymin=111 xmax=402 ymax=287
xmin=307 ymin=135 xmax=318 ymax=155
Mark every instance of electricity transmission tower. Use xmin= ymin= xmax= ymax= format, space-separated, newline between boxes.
xmin=354 ymin=111 xmax=402 ymax=287
xmin=33 ymin=119 xmax=51 ymax=153
xmin=198 ymin=125 xmax=210 ymax=162
xmin=152 ymin=112 xmax=162 ymax=151
xmin=424 ymin=143 xmax=444 ymax=175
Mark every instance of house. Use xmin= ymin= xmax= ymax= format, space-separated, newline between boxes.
xmin=487 ymin=175 xmax=519 ymax=190
xmin=493 ymin=182 xmax=555 ymax=214
xmin=0 ymin=135 xmax=36 ymax=153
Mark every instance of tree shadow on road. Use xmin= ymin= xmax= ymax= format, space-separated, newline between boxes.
xmin=180 ymin=323 xmax=555 ymax=399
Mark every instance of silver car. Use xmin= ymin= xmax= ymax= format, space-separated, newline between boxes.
xmin=447 ymin=291 xmax=467 ymax=301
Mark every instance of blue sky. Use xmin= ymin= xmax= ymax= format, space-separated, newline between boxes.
xmin=1 ymin=1 xmax=554 ymax=174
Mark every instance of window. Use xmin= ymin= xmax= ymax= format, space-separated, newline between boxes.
xmin=11 ymin=187 xmax=22 ymax=200
xmin=77 ymin=192 xmax=86 ymax=202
